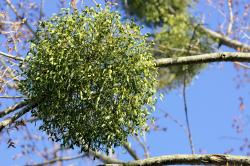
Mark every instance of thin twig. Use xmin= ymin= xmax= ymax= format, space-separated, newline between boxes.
xmin=163 ymin=110 xmax=199 ymax=154
xmin=5 ymin=0 xmax=35 ymax=35
xmin=91 ymin=0 xmax=98 ymax=6
xmin=25 ymin=154 xmax=87 ymax=166
xmin=181 ymin=25 xmax=200 ymax=154
xmin=152 ymin=47 xmax=201 ymax=55
xmin=0 ymin=58 xmax=18 ymax=88
xmin=39 ymin=0 xmax=44 ymax=21
xmin=7 ymin=117 xmax=38 ymax=129
xmin=183 ymin=75 xmax=195 ymax=154
xmin=0 ymin=51 xmax=24 ymax=61
xmin=0 ymin=96 xmax=25 ymax=99
xmin=124 ymin=0 xmax=128 ymax=9
xmin=164 ymin=112 xmax=188 ymax=134
xmin=1 ymin=74 xmax=21 ymax=90
xmin=234 ymin=62 xmax=250 ymax=69
xmin=226 ymin=0 xmax=234 ymax=36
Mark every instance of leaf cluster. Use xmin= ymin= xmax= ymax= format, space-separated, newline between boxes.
xmin=121 ymin=0 xmax=189 ymax=26
xmin=153 ymin=15 xmax=213 ymax=89
xmin=20 ymin=6 xmax=157 ymax=152
xmin=121 ymin=0 xmax=214 ymax=90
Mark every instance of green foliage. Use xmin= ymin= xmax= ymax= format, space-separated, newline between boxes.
xmin=20 ymin=6 xmax=157 ymax=152
xmin=153 ymin=16 xmax=213 ymax=89
xmin=121 ymin=0 xmax=213 ymax=90
xmin=121 ymin=0 xmax=189 ymax=26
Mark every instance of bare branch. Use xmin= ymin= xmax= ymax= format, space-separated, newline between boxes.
xmin=39 ymin=0 xmax=44 ymax=20
xmin=180 ymin=24 xmax=197 ymax=154
xmin=234 ymin=62 xmax=250 ymax=69
xmin=0 ymin=96 xmax=25 ymax=99
xmin=25 ymin=148 xmax=123 ymax=165
xmin=200 ymin=26 xmax=250 ymax=51
xmin=226 ymin=0 xmax=234 ymax=35
xmin=0 ymin=51 xmax=24 ymax=61
xmin=134 ymin=136 xmax=150 ymax=158
xmin=0 ymin=102 xmax=37 ymax=132
xmin=164 ymin=112 xmax=187 ymax=134
xmin=7 ymin=117 xmax=38 ymax=129
xmin=153 ymin=47 xmax=202 ymax=55
xmin=25 ymin=154 xmax=87 ymax=166
xmin=123 ymin=142 xmax=140 ymax=160
xmin=91 ymin=0 xmax=98 ymax=6
xmin=0 ymin=100 xmax=27 ymax=118
xmin=70 ymin=0 xmax=78 ymax=11
xmin=182 ymin=76 xmax=195 ymax=154
xmin=155 ymin=52 xmax=250 ymax=67
xmin=104 ymin=154 xmax=250 ymax=166
xmin=5 ymin=0 xmax=35 ymax=35
xmin=88 ymin=149 xmax=123 ymax=164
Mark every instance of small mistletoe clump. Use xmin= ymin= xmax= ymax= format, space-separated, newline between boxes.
xmin=20 ymin=6 xmax=157 ymax=152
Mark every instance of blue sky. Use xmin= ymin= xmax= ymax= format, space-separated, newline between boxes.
xmin=0 ymin=0 xmax=250 ymax=165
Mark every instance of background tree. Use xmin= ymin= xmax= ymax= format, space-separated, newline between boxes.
xmin=0 ymin=0 xmax=250 ymax=165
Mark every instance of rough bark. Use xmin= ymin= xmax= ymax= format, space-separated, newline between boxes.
xmin=155 ymin=52 xmax=250 ymax=67
xmin=104 ymin=154 xmax=250 ymax=166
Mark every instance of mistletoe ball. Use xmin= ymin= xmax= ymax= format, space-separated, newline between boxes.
xmin=20 ymin=6 xmax=157 ymax=151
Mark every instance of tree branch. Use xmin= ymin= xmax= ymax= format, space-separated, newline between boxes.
xmin=39 ymin=0 xmax=44 ymax=21
xmin=0 ymin=100 xmax=28 ymax=118
xmin=26 ymin=149 xmax=123 ymax=165
xmin=134 ymin=136 xmax=150 ymax=158
xmin=200 ymin=26 xmax=250 ymax=51
xmin=104 ymin=154 xmax=250 ymax=166
xmin=155 ymin=52 xmax=250 ymax=67
xmin=0 ymin=51 xmax=24 ymax=61
xmin=0 ymin=102 xmax=36 ymax=132
xmin=183 ymin=75 xmax=195 ymax=154
xmin=91 ymin=0 xmax=98 ymax=6
xmin=5 ymin=0 xmax=35 ymax=35
xmin=181 ymin=24 xmax=197 ymax=154
xmin=88 ymin=149 xmax=123 ymax=164
xmin=226 ymin=0 xmax=234 ymax=36
xmin=7 ymin=117 xmax=38 ymax=129
xmin=0 ymin=96 xmax=25 ymax=99
xmin=234 ymin=62 xmax=250 ymax=69
xmin=25 ymin=154 xmax=87 ymax=166
xmin=123 ymin=142 xmax=140 ymax=160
